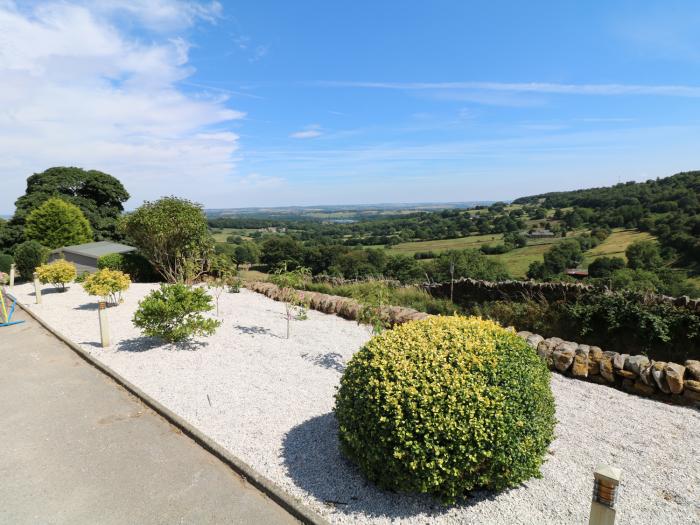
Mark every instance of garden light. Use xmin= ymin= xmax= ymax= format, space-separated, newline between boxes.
xmin=589 ymin=465 xmax=622 ymax=525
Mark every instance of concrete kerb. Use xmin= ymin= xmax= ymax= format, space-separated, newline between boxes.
xmin=8 ymin=293 xmax=331 ymax=525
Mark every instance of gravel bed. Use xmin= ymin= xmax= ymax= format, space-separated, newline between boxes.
xmin=10 ymin=282 xmax=700 ymax=524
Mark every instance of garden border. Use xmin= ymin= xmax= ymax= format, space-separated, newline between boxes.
xmin=8 ymin=292 xmax=330 ymax=525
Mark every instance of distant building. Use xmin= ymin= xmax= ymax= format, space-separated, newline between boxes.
xmin=49 ymin=241 xmax=136 ymax=274
xmin=527 ymin=229 xmax=555 ymax=238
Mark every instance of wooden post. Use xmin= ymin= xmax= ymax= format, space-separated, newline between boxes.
xmin=98 ymin=301 xmax=110 ymax=347
xmin=589 ymin=465 xmax=621 ymax=525
xmin=9 ymin=263 xmax=15 ymax=288
xmin=33 ymin=272 xmax=42 ymax=304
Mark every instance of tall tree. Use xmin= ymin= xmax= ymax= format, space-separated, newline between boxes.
xmin=24 ymin=198 xmax=93 ymax=249
xmin=120 ymin=196 xmax=214 ymax=284
xmin=2 ymin=167 xmax=129 ymax=250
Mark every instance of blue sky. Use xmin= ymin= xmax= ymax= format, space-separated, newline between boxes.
xmin=1 ymin=1 xmax=699 ymax=212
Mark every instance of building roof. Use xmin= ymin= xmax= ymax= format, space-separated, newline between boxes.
xmin=51 ymin=241 xmax=136 ymax=258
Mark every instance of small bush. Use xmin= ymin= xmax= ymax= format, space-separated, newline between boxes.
xmin=97 ymin=252 xmax=158 ymax=282
xmin=13 ymin=240 xmax=49 ymax=280
xmin=0 ymin=271 xmax=8 ymax=285
xmin=335 ymin=316 xmax=555 ymax=503
xmin=75 ymin=271 xmax=90 ymax=283
xmin=82 ymin=268 xmax=131 ymax=305
xmin=35 ymin=259 xmax=77 ymax=290
xmin=132 ymin=284 xmax=221 ymax=342
xmin=0 ymin=253 xmax=12 ymax=273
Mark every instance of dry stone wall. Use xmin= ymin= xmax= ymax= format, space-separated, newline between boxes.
xmin=425 ymin=277 xmax=700 ymax=313
xmin=247 ymin=281 xmax=700 ymax=407
xmin=517 ymin=330 xmax=700 ymax=406
xmin=246 ymin=281 xmax=429 ymax=326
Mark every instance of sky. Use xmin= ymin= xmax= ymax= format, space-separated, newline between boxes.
xmin=1 ymin=0 xmax=699 ymax=213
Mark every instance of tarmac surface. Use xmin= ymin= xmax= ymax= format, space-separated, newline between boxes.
xmin=0 ymin=307 xmax=300 ymax=525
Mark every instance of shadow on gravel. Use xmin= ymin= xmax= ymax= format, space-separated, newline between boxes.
xmin=74 ymin=302 xmax=99 ymax=311
xmin=116 ymin=336 xmax=205 ymax=352
xmin=233 ymin=324 xmax=280 ymax=338
xmin=30 ymin=288 xmax=70 ymax=296
xmin=282 ymin=412 xmax=504 ymax=520
xmin=300 ymin=352 xmax=346 ymax=373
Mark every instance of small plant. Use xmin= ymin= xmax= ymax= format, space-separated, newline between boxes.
xmin=335 ymin=316 xmax=556 ymax=503
xmin=227 ymin=277 xmax=242 ymax=293
xmin=35 ymin=259 xmax=77 ymax=291
xmin=132 ymin=283 xmax=221 ymax=343
xmin=206 ymin=254 xmax=238 ymax=316
xmin=0 ymin=271 xmax=8 ymax=285
xmin=82 ymin=268 xmax=131 ymax=306
xmin=270 ymin=266 xmax=311 ymax=339
xmin=13 ymin=240 xmax=48 ymax=280
xmin=351 ymin=281 xmax=392 ymax=334
xmin=74 ymin=271 xmax=90 ymax=283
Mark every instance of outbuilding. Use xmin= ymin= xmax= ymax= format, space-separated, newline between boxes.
xmin=49 ymin=241 xmax=136 ymax=274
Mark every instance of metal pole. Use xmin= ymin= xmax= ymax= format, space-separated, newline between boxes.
xmin=9 ymin=263 xmax=15 ymax=288
xmin=33 ymin=272 xmax=42 ymax=304
xmin=98 ymin=301 xmax=110 ymax=348
xmin=589 ymin=465 xmax=621 ymax=525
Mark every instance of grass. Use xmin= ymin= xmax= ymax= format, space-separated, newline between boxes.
xmin=210 ymin=227 xmax=255 ymax=242
xmin=582 ymin=229 xmax=655 ymax=265
xmin=487 ymin=240 xmax=561 ymax=279
xmin=384 ymin=233 xmax=504 ymax=256
xmin=238 ymin=269 xmax=269 ymax=282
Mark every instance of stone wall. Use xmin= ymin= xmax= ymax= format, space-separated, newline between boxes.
xmin=246 ymin=281 xmax=700 ymax=406
xmin=516 ymin=330 xmax=700 ymax=406
xmin=424 ymin=277 xmax=700 ymax=313
xmin=246 ymin=281 xmax=429 ymax=326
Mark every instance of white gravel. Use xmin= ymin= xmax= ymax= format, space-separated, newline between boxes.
xmin=10 ymin=282 xmax=700 ymax=525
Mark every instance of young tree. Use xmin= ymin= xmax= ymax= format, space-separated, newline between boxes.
xmin=205 ymin=253 xmax=237 ymax=316
xmin=270 ymin=266 xmax=311 ymax=339
xmin=35 ymin=260 xmax=77 ymax=291
xmin=120 ymin=197 xmax=214 ymax=284
xmin=13 ymin=240 xmax=49 ymax=280
xmin=82 ymin=268 xmax=131 ymax=305
xmin=352 ymin=281 xmax=392 ymax=334
xmin=24 ymin=198 xmax=93 ymax=249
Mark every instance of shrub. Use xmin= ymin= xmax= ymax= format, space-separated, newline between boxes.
xmin=75 ymin=271 xmax=90 ymax=283
xmin=120 ymin=197 xmax=214 ymax=284
xmin=97 ymin=252 xmax=158 ymax=282
xmin=0 ymin=271 xmax=8 ymax=285
xmin=335 ymin=316 xmax=555 ymax=502
xmin=82 ymin=268 xmax=131 ymax=305
xmin=132 ymin=284 xmax=221 ymax=342
xmin=0 ymin=253 xmax=13 ymax=273
xmin=24 ymin=197 xmax=93 ymax=249
xmin=13 ymin=240 xmax=49 ymax=279
xmin=35 ymin=259 xmax=77 ymax=290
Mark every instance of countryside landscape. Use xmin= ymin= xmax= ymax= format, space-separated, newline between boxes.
xmin=1 ymin=2 xmax=699 ymax=525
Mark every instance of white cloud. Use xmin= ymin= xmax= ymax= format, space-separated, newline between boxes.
xmin=318 ymin=80 xmax=700 ymax=97
xmin=0 ymin=1 xmax=243 ymax=212
xmin=290 ymin=124 xmax=323 ymax=139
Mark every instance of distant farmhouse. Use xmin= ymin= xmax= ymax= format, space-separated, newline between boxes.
xmin=527 ymin=228 xmax=555 ymax=238
xmin=49 ymin=241 xmax=135 ymax=274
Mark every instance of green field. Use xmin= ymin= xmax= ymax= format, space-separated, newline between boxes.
xmin=385 ymin=233 xmax=504 ymax=256
xmin=582 ymin=229 xmax=655 ymax=265
xmin=487 ymin=238 xmax=564 ymax=278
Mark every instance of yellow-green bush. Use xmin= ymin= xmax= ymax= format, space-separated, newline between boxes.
xmin=35 ymin=259 xmax=77 ymax=291
xmin=334 ymin=316 xmax=556 ymax=502
xmin=82 ymin=268 xmax=131 ymax=305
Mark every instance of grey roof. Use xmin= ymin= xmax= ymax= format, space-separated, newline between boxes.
xmin=52 ymin=241 xmax=136 ymax=258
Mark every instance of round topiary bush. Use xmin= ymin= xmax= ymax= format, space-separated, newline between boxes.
xmin=334 ymin=316 xmax=556 ymax=503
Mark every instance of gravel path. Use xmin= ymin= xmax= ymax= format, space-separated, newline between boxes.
xmin=10 ymin=283 xmax=700 ymax=525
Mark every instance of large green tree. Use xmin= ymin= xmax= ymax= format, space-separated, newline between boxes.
xmin=25 ymin=198 xmax=93 ymax=249
xmin=2 ymin=167 xmax=129 ymax=250
xmin=121 ymin=196 xmax=214 ymax=284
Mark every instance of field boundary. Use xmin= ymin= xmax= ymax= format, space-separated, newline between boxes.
xmin=8 ymin=291 xmax=330 ymax=525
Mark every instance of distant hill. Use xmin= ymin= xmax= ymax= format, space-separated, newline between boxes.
xmin=206 ymin=201 xmax=494 ymax=221
xmin=515 ymin=171 xmax=700 ymax=268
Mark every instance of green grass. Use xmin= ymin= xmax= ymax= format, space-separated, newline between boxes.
xmin=384 ymin=233 xmax=504 ymax=256
xmin=487 ymin=240 xmax=561 ymax=279
xmin=582 ymin=229 xmax=655 ymax=265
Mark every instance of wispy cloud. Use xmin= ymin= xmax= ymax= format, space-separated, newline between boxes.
xmin=317 ymin=80 xmax=700 ymax=97
xmin=0 ymin=0 xmax=243 ymax=212
xmin=290 ymin=124 xmax=323 ymax=139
